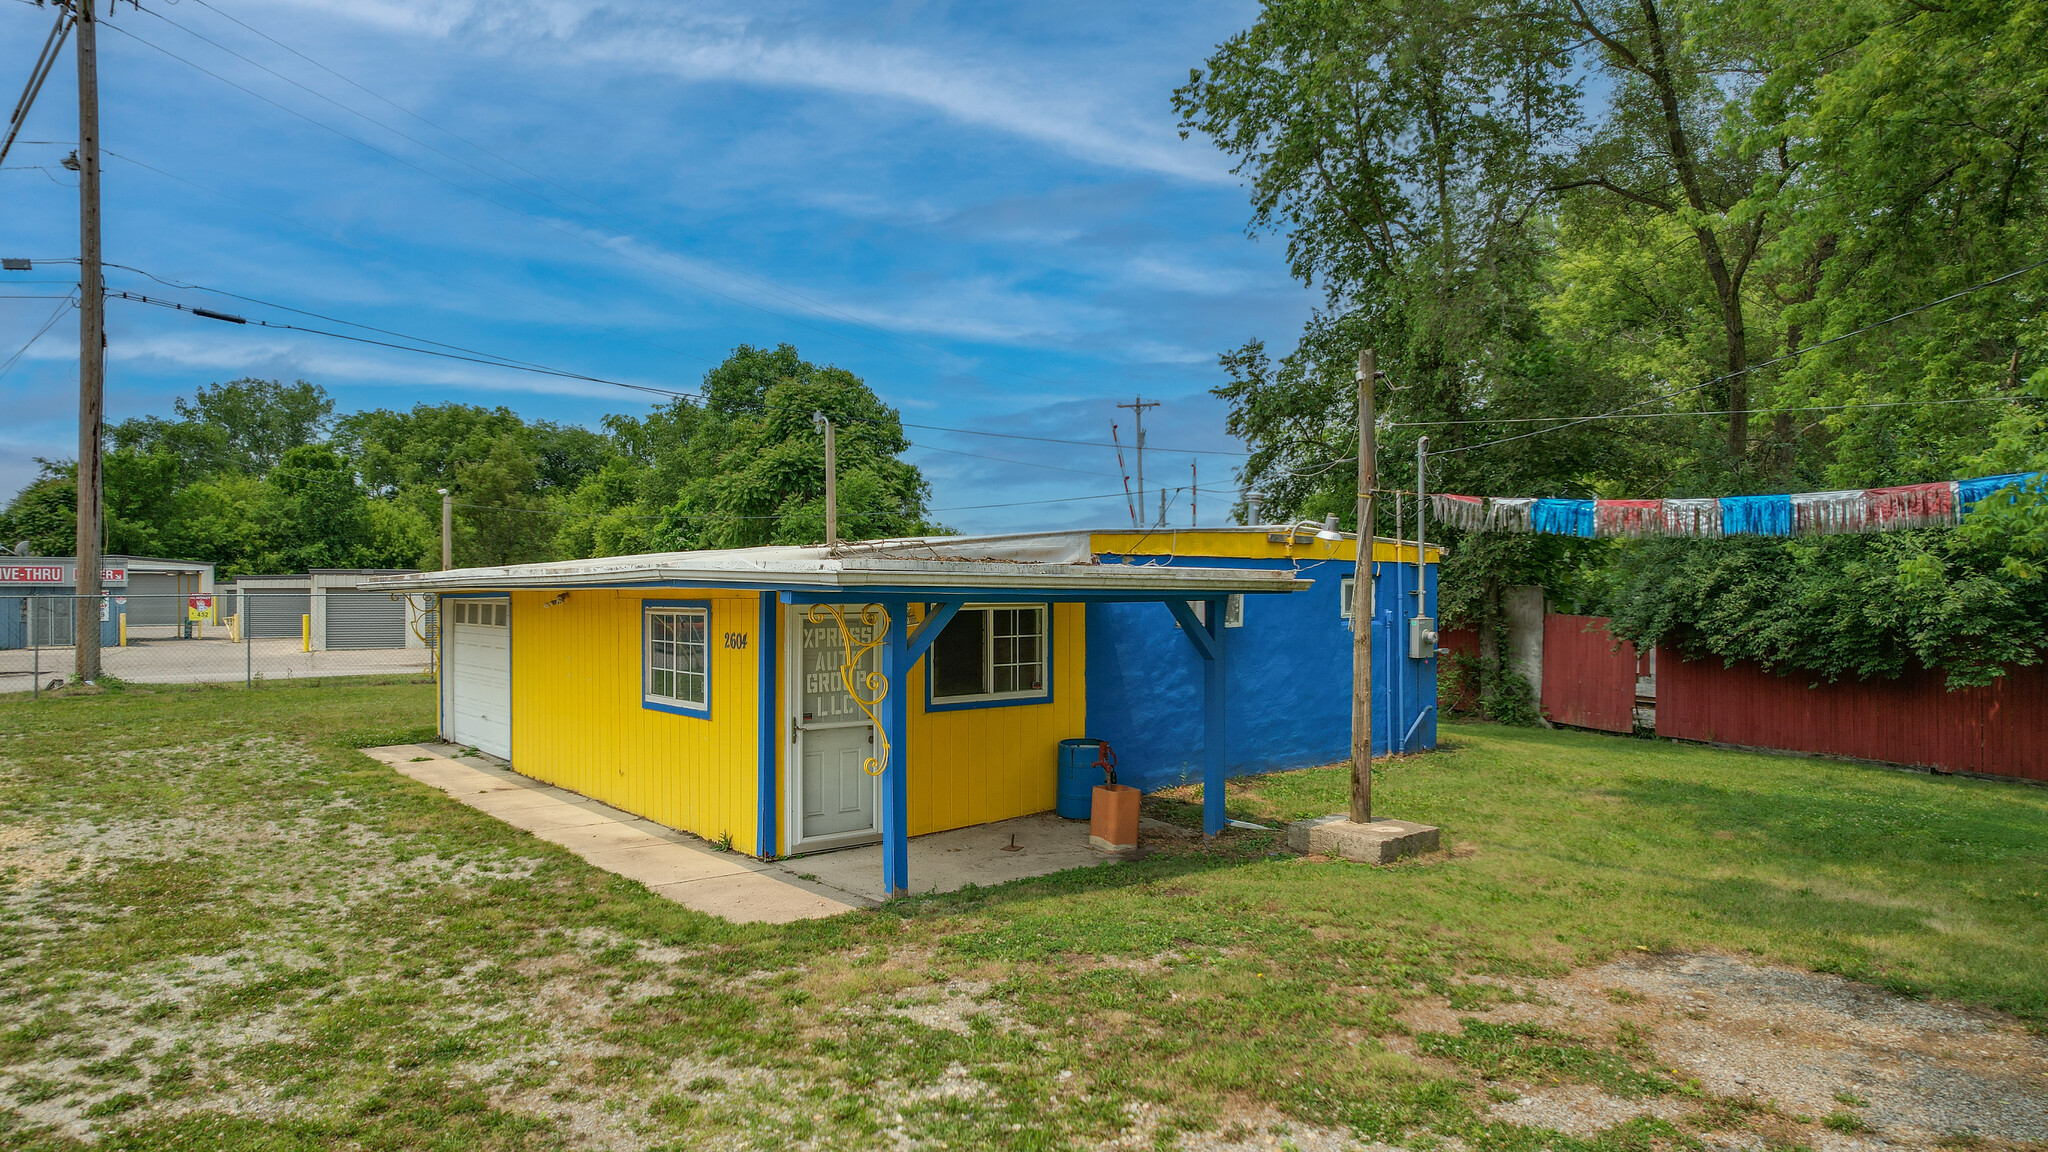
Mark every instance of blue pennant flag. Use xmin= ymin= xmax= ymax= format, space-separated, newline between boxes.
xmin=1531 ymin=498 xmax=1595 ymax=538
xmin=1719 ymin=494 xmax=1793 ymax=536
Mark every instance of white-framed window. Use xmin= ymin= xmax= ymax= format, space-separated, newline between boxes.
xmin=644 ymin=605 xmax=709 ymax=713
xmin=931 ymin=604 xmax=1048 ymax=703
xmin=1339 ymin=575 xmax=1357 ymax=621
xmin=453 ymin=600 xmax=507 ymax=627
xmin=1183 ymin=595 xmax=1245 ymax=629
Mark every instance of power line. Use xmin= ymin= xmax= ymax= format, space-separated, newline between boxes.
xmin=898 ymin=421 xmax=1249 ymax=456
xmin=1395 ymin=394 xmax=2037 ymax=428
xmin=0 ymin=289 xmax=76 ymax=381
xmin=108 ymin=290 xmax=696 ymax=399
xmin=98 ymin=148 xmax=719 ymax=370
xmin=87 ymin=257 xmax=1259 ymax=460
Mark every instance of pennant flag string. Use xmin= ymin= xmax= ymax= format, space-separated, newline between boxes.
xmin=1424 ymin=471 xmax=2044 ymax=539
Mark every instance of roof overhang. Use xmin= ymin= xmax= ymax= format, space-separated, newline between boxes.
xmin=360 ymin=549 xmax=1309 ymax=599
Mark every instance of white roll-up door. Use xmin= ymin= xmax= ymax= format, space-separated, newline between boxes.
xmin=325 ymin=589 xmax=409 ymax=649
xmin=447 ymin=599 xmax=511 ymax=759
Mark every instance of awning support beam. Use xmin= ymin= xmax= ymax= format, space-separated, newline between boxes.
xmin=1164 ymin=597 xmax=1229 ymax=837
xmin=877 ymin=595 xmax=912 ymax=898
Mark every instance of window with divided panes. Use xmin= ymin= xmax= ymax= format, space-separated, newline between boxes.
xmin=930 ymin=604 xmax=1046 ymax=703
xmin=645 ymin=606 xmax=708 ymax=710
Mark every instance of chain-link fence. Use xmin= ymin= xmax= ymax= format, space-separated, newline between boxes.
xmin=1 ymin=592 xmax=436 ymax=697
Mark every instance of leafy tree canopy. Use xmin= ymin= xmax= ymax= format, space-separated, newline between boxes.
xmin=1180 ymin=0 xmax=2048 ymax=685
xmin=2 ymin=346 xmax=942 ymax=578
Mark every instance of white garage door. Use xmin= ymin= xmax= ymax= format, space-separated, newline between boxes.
xmin=446 ymin=599 xmax=511 ymax=760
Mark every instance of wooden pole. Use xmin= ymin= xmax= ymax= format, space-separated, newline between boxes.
xmin=73 ymin=0 xmax=104 ymax=684
xmin=1349 ymin=348 xmax=1376 ymax=824
xmin=439 ymin=489 xmax=452 ymax=569
xmin=822 ymin=415 xmax=838 ymax=546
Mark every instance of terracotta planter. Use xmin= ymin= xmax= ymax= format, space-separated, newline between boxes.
xmin=1089 ymin=783 xmax=1140 ymax=855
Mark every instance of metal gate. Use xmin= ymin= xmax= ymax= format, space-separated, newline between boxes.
xmin=244 ymin=589 xmax=310 ymax=638
xmin=324 ymin=589 xmax=408 ymax=649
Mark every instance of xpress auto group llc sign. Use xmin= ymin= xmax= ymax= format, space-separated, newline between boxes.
xmin=0 ymin=564 xmax=129 ymax=586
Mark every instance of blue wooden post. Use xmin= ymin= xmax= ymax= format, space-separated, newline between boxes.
xmin=878 ymin=596 xmax=911 ymax=897
xmin=1202 ymin=596 xmax=1228 ymax=837
xmin=755 ymin=590 xmax=779 ymax=860
xmin=1165 ymin=597 xmax=1229 ymax=838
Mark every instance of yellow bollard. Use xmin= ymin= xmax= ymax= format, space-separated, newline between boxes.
xmin=302 ymin=614 xmax=312 ymax=652
xmin=119 ymin=612 xmax=127 ymax=647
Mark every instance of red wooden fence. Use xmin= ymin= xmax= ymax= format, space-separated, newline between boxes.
xmin=1655 ymin=652 xmax=2048 ymax=782
xmin=1540 ymin=614 xmax=1639 ymax=734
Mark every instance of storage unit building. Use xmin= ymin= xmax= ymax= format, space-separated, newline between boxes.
xmin=2 ymin=555 xmax=216 ymax=647
xmin=366 ymin=529 xmax=1439 ymax=898
xmin=309 ymin=569 xmax=425 ymax=651
xmin=235 ymin=575 xmax=312 ymax=639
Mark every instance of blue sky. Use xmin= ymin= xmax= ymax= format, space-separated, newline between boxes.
xmin=0 ymin=0 xmax=1313 ymax=534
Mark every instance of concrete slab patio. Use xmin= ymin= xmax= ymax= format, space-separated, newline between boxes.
xmin=362 ymin=744 xmax=1117 ymax=922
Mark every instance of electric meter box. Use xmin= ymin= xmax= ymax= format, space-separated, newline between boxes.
xmin=1407 ymin=615 xmax=1438 ymax=659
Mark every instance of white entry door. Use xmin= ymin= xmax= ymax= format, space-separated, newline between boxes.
xmin=447 ymin=598 xmax=512 ymax=760
xmin=789 ymin=606 xmax=879 ymax=848
xmin=802 ymin=725 xmax=875 ymax=838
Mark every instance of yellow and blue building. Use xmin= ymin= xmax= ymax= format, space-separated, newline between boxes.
xmin=370 ymin=528 xmax=1437 ymax=896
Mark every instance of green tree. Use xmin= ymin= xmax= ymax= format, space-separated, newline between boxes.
xmin=251 ymin=445 xmax=371 ymax=572
xmin=653 ymin=345 xmax=939 ymax=550
xmin=0 ymin=460 xmax=77 ymax=556
xmin=171 ymin=378 xmax=333 ymax=473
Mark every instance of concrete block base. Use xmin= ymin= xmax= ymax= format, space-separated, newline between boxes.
xmin=1287 ymin=814 xmax=1440 ymax=863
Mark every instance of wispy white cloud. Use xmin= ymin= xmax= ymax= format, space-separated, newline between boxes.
xmin=273 ymin=0 xmax=1234 ymax=183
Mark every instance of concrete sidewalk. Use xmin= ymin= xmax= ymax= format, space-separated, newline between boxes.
xmin=362 ymin=744 xmax=866 ymax=923
xmin=363 ymin=743 xmax=1120 ymax=921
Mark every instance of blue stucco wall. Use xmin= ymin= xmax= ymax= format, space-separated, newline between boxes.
xmin=1083 ymin=554 xmax=1437 ymax=793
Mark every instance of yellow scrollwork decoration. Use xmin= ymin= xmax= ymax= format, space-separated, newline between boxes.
xmin=806 ymin=603 xmax=892 ymax=776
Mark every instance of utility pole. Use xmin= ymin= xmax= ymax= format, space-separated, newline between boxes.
xmin=1350 ymin=348 xmax=1378 ymax=824
xmin=1116 ymin=396 xmax=1157 ymax=523
xmin=814 ymin=412 xmax=837 ymax=547
xmin=1190 ymin=461 xmax=1197 ymax=527
xmin=73 ymin=0 xmax=104 ymax=685
xmin=438 ymin=488 xmax=452 ymax=569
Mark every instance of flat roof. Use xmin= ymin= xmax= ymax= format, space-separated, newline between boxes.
xmin=361 ymin=532 xmax=1312 ymax=597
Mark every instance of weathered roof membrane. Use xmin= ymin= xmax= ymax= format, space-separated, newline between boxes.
xmin=360 ymin=531 xmax=1314 ymax=596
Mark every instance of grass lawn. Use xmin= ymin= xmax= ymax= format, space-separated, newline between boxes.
xmin=1 ymin=677 xmax=2044 ymax=1151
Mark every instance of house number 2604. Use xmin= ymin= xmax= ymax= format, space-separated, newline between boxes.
xmin=723 ymin=632 xmax=748 ymax=650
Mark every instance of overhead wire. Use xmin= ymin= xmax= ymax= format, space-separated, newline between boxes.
xmin=1394 ymin=394 xmax=2037 ymax=428
xmin=108 ymin=289 xmax=694 ymax=399
xmin=98 ymin=148 xmax=719 ymax=369
xmin=0 ymin=288 xmax=76 ymax=381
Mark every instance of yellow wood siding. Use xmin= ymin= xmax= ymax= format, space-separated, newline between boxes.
xmin=771 ymin=601 xmax=1088 ymax=853
xmin=1090 ymin=529 xmax=1434 ymax=564
xmin=903 ymin=601 xmax=1086 ymax=836
xmin=507 ymin=588 xmax=764 ymax=856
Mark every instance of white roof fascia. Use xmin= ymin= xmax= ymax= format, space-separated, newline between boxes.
xmin=360 ymin=554 xmax=1305 ymax=595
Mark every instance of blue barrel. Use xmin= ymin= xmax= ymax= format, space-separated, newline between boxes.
xmin=1056 ymin=738 xmax=1103 ymax=820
